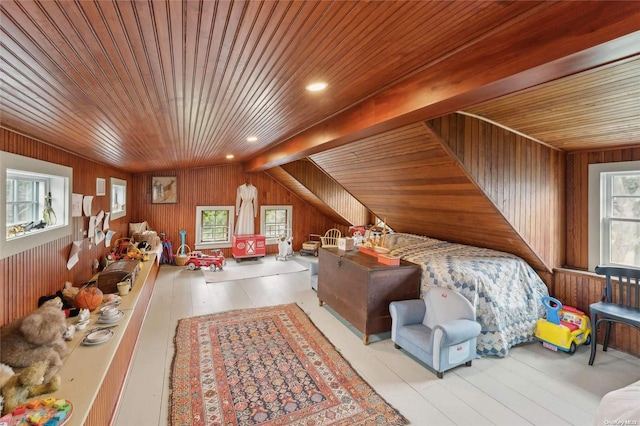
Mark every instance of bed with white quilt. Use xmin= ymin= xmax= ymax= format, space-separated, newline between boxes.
xmin=385 ymin=233 xmax=549 ymax=357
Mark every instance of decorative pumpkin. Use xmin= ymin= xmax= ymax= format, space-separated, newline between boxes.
xmin=75 ymin=286 xmax=103 ymax=311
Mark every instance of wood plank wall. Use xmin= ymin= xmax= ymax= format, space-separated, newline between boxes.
xmin=555 ymin=268 xmax=640 ymax=357
xmin=279 ymin=159 xmax=371 ymax=227
xmin=310 ymin=119 xmax=551 ymax=280
xmin=430 ymin=114 xmax=566 ymax=274
xmin=566 ymin=147 xmax=640 ymax=269
xmin=129 ymin=165 xmax=342 ymax=258
xmin=557 ymin=147 xmax=640 ymax=356
xmin=264 ymin=166 xmax=354 ymax=235
xmin=1 ymin=128 xmax=132 ymax=327
xmin=1 ymin=127 xmax=342 ymax=328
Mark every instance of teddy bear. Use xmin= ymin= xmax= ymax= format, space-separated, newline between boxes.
xmin=1 ymin=361 xmax=60 ymax=415
xmin=0 ymin=363 xmax=15 ymax=415
xmin=0 ymin=297 xmax=68 ymax=384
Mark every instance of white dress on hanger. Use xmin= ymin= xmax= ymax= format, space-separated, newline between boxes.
xmin=235 ymin=183 xmax=258 ymax=235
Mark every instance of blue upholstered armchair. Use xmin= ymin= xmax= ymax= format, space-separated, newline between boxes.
xmin=389 ymin=287 xmax=481 ymax=378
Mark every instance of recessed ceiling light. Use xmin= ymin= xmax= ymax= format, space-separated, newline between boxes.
xmin=226 ymin=154 xmax=234 ymax=159
xmin=247 ymin=136 xmax=258 ymax=142
xmin=306 ymin=82 xmax=328 ymax=92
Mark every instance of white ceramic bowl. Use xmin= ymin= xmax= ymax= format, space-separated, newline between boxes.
xmin=75 ymin=319 xmax=90 ymax=330
xmin=101 ymin=306 xmax=118 ymax=318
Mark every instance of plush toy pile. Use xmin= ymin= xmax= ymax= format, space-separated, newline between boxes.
xmin=0 ymin=361 xmax=60 ymax=415
xmin=1 ymin=297 xmax=68 ymax=382
xmin=0 ymin=363 xmax=14 ymax=414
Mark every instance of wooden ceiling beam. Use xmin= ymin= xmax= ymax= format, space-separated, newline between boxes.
xmin=245 ymin=3 xmax=640 ymax=172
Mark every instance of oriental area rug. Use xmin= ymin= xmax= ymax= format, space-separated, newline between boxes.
xmin=169 ymin=303 xmax=409 ymax=426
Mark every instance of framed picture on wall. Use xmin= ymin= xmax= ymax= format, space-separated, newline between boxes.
xmin=96 ymin=177 xmax=106 ymax=196
xmin=152 ymin=176 xmax=178 ymax=204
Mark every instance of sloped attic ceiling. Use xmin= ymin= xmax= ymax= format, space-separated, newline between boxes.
xmin=1 ymin=1 xmax=639 ymax=173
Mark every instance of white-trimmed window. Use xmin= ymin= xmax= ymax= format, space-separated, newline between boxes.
xmin=1 ymin=151 xmax=72 ymax=259
xmin=110 ymin=177 xmax=127 ymax=220
xmin=260 ymin=205 xmax=292 ymax=245
xmin=588 ymin=161 xmax=640 ymax=270
xmin=6 ymin=172 xmax=46 ymax=229
xmin=195 ymin=206 xmax=234 ymax=249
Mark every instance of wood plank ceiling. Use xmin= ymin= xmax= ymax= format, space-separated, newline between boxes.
xmin=465 ymin=57 xmax=640 ymax=151
xmin=2 ymin=1 xmax=640 ymax=174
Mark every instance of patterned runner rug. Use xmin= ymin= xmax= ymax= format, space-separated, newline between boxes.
xmin=169 ymin=303 xmax=409 ymax=425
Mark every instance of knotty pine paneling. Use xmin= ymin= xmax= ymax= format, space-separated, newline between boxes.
xmin=555 ymin=268 xmax=640 ymax=357
xmin=566 ymin=147 xmax=640 ymax=269
xmin=129 ymin=164 xmax=342 ymax=257
xmin=1 ymin=128 xmax=132 ymax=327
xmin=431 ymin=114 xmax=566 ymax=272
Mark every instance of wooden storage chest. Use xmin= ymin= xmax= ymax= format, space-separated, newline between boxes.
xmin=97 ymin=259 xmax=140 ymax=294
xmin=317 ymin=247 xmax=421 ymax=344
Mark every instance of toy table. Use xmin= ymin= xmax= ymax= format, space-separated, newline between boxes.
xmin=232 ymin=234 xmax=266 ymax=261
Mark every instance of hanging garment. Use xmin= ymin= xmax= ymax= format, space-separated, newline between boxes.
xmin=235 ymin=183 xmax=258 ymax=235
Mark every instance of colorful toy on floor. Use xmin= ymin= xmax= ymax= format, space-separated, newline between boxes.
xmin=299 ymin=234 xmax=320 ymax=257
xmin=183 ymin=250 xmax=226 ymax=271
xmin=275 ymin=235 xmax=294 ymax=261
xmin=160 ymin=233 xmax=174 ymax=265
xmin=535 ymin=296 xmax=592 ymax=354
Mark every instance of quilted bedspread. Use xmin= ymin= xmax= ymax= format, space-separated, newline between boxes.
xmin=385 ymin=233 xmax=549 ymax=357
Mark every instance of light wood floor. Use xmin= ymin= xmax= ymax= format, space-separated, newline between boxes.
xmin=114 ymin=257 xmax=640 ymax=426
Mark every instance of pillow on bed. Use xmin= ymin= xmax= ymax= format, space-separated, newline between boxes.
xmin=129 ymin=221 xmax=148 ymax=237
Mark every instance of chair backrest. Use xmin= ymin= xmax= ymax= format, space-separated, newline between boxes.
xmin=423 ymin=287 xmax=476 ymax=328
xmin=320 ymin=228 xmax=341 ymax=247
xmin=594 ymin=266 xmax=640 ymax=308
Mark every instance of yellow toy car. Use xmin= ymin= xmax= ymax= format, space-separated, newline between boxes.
xmin=535 ymin=296 xmax=592 ymax=354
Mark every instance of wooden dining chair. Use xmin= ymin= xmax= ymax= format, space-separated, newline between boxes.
xmin=589 ymin=265 xmax=640 ymax=365
xmin=320 ymin=228 xmax=341 ymax=248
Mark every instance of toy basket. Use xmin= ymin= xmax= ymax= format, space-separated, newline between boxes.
xmin=174 ymin=244 xmax=191 ymax=266
xmin=303 ymin=241 xmax=320 ymax=251
xmin=111 ymin=237 xmax=134 ymax=260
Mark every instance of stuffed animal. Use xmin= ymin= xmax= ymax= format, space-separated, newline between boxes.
xmin=0 ymin=363 xmax=15 ymax=415
xmin=0 ymin=298 xmax=68 ymax=383
xmin=277 ymin=235 xmax=293 ymax=260
xmin=1 ymin=361 xmax=60 ymax=415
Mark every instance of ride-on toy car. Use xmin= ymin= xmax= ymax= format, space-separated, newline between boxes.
xmin=183 ymin=250 xmax=226 ymax=271
xmin=535 ymin=296 xmax=592 ymax=354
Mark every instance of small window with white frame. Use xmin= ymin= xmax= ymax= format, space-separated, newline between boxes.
xmin=260 ymin=205 xmax=292 ymax=245
xmin=195 ymin=206 xmax=234 ymax=249
xmin=1 ymin=151 xmax=72 ymax=259
xmin=588 ymin=161 xmax=640 ymax=270
xmin=110 ymin=177 xmax=127 ymax=220
xmin=602 ymin=171 xmax=640 ymax=268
